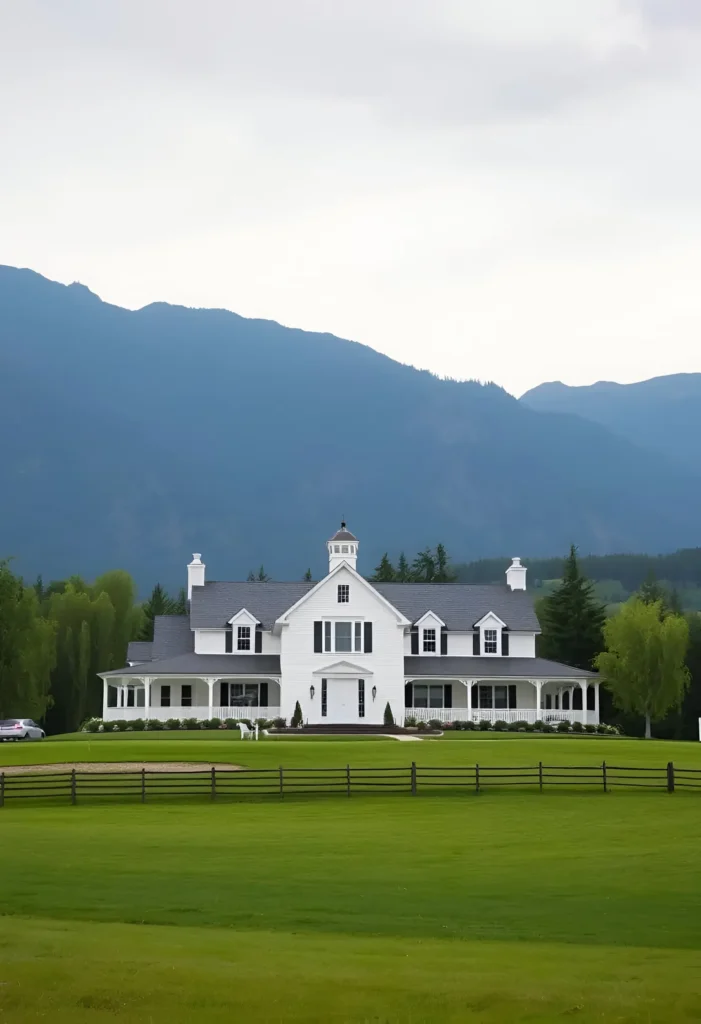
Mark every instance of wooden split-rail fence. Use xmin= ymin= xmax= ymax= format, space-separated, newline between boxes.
xmin=1 ymin=761 xmax=700 ymax=806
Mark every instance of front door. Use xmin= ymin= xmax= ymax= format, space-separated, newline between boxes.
xmin=326 ymin=679 xmax=359 ymax=723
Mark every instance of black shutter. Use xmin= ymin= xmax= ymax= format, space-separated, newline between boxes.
xmin=472 ymin=632 xmax=480 ymax=655
xmin=314 ymin=621 xmax=322 ymax=653
xmin=260 ymin=682 xmax=268 ymax=707
xmin=444 ymin=684 xmax=452 ymax=709
xmin=471 ymin=684 xmax=478 ymax=707
xmin=225 ymin=628 xmax=233 ymax=653
xmin=220 ymin=681 xmax=228 ymax=705
xmin=364 ymin=622 xmax=373 ymax=653
xmin=411 ymin=628 xmax=419 ymax=655
xmin=501 ymin=631 xmax=509 ymax=656
xmin=587 ymin=686 xmax=595 ymax=711
xmin=405 ymin=683 xmax=412 ymax=708
xmin=255 ymin=629 xmax=262 ymax=653
xmin=508 ymin=685 xmax=517 ymax=709
xmin=440 ymin=629 xmax=448 ymax=656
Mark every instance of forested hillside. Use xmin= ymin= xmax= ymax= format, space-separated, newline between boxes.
xmin=2 ymin=266 xmax=701 ymax=588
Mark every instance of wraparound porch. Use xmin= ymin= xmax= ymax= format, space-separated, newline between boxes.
xmin=404 ymin=677 xmax=600 ymax=726
xmin=102 ymin=675 xmax=281 ymax=722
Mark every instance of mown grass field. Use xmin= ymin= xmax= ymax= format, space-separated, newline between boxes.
xmin=2 ymin=733 xmax=701 ymax=1022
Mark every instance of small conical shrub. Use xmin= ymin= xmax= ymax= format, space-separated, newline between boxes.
xmin=292 ymin=700 xmax=303 ymax=728
xmin=383 ymin=701 xmax=394 ymax=727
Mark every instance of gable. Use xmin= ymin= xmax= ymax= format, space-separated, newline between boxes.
xmin=276 ymin=563 xmax=410 ymax=627
xmin=312 ymin=659 xmax=373 ymax=676
xmin=372 ymin=583 xmax=539 ymax=632
xmin=473 ymin=611 xmax=507 ymax=630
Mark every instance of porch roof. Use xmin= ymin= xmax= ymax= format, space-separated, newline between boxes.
xmin=101 ymin=653 xmax=281 ymax=678
xmin=404 ymin=656 xmax=597 ymax=679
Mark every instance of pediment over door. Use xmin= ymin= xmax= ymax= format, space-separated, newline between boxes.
xmin=312 ymin=660 xmax=374 ymax=677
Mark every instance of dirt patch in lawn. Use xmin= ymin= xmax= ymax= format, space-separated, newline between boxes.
xmin=1 ymin=761 xmax=242 ymax=775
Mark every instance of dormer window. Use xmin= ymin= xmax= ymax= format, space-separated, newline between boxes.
xmin=422 ymin=628 xmax=436 ymax=653
xmin=483 ymin=629 xmax=498 ymax=654
xmin=338 ymin=584 xmax=349 ymax=603
xmin=237 ymin=626 xmax=251 ymax=651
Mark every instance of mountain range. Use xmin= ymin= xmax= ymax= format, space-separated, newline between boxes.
xmin=1 ymin=265 xmax=699 ymax=590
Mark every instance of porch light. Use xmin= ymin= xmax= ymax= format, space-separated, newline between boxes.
xmin=309 ymin=684 xmax=315 ymax=699
xmin=371 ymin=685 xmax=377 ymax=701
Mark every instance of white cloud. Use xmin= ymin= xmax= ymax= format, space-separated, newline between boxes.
xmin=1 ymin=0 xmax=700 ymax=394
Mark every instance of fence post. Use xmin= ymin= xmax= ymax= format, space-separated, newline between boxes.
xmin=279 ymin=766 xmax=284 ymax=798
xmin=475 ymin=763 xmax=480 ymax=794
xmin=538 ymin=761 xmax=543 ymax=792
xmin=667 ymin=761 xmax=675 ymax=793
xmin=211 ymin=766 xmax=216 ymax=802
xmin=346 ymin=764 xmax=351 ymax=798
xmin=141 ymin=768 xmax=146 ymax=803
xmin=71 ymin=769 xmax=77 ymax=806
xmin=0 ymin=772 xmax=4 ymax=808
xmin=602 ymin=761 xmax=607 ymax=793
xmin=411 ymin=762 xmax=417 ymax=796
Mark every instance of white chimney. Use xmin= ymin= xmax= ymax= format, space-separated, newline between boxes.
xmin=187 ymin=553 xmax=205 ymax=601
xmin=506 ymin=557 xmax=527 ymax=591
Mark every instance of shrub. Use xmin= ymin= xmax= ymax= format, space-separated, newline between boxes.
xmin=571 ymin=720 xmax=584 ymax=733
xmin=183 ymin=718 xmax=200 ymax=731
xmin=130 ymin=718 xmax=146 ymax=731
xmin=542 ymin=722 xmax=555 ymax=733
xmin=428 ymin=719 xmax=443 ymax=731
xmin=514 ymin=720 xmax=529 ymax=732
xmin=417 ymin=720 xmax=428 ymax=732
xmin=255 ymin=718 xmax=270 ymax=729
xmin=404 ymin=716 xmax=417 ymax=728
xmin=145 ymin=718 xmax=163 ymax=730
xmin=114 ymin=720 xmax=129 ymax=732
xmin=493 ymin=720 xmax=509 ymax=731
xmin=84 ymin=718 xmax=101 ymax=733
xmin=557 ymin=720 xmax=570 ymax=733
xmin=291 ymin=701 xmax=303 ymax=728
xmin=383 ymin=702 xmax=395 ymax=727
xmin=203 ymin=718 xmax=221 ymax=730
xmin=223 ymin=718 xmax=238 ymax=730
xmin=165 ymin=718 xmax=182 ymax=731
xmin=584 ymin=723 xmax=597 ymax=733
xmin=271 ymin=717 xmax=286 ymax=729
xmin=478 ymin=719 xmax=491 ymax=731
xmin=596 ymin=723 xmax=608 ymax=734
xmin=462 ymin=719 xmax=477 ymax=730
xmin=533 ymin=720 xmax=545 ymax=732
xmin=525 ymin=722 xmax=535 ymax=732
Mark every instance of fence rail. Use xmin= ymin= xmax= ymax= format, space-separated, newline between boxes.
xmin=1 ymin=761 xmax=700 ymax=807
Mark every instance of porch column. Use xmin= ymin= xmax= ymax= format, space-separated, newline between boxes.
xmin=579 ymin=680 xmax=588 ymax=725
xmin=594 ymin=681 xmax=600 ymax=724
xmin=533 ymin=680 xmax=542 ymax=715
xmin=143 ymin=678 xmax=151 ymax=715
xmin=206 ymin=678 xmax=216 ymax=718
xmin=468 ymin=680 xmax=475 ymax=713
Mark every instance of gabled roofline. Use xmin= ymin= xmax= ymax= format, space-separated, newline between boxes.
xmin=414 ymin=610 xmax=446 ymax=628
xmin=274 ymin=562 xmax=411 ymax=630
xmin=312 ymin=660 xmax=374 ymax=676
xmin=227 ymin=608 xmax=260 ymax=626
xmin=473 ymin=611 xmax=508 ymax=629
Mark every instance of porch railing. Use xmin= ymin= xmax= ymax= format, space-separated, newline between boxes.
xmin=102 ymin=706 xmax=281 ymax=722
xmin=405 ymin=708 xmax=594 ymax=725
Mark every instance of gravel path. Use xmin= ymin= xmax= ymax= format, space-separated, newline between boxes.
xmin=1 ymin=761 xmax=242 ymax=775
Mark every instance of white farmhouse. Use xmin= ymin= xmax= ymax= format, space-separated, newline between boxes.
xmin=100 ymin=524 xmax=600 ymax=727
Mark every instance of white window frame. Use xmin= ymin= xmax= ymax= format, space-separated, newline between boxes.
xmin=410 ymin=684 xmax=445 ymax=709
xmin=237 ymin=625 xmax=251 ymax=651
xmin=337 ymin=584 xmax=350 ymax=604
xmin=422 ymin=628 xmax=436 ymax=653
xmin=477 ymin=684 xmax=512 ymax=710
xmin=322 ymin=620 xmax=364 ymax=654
xmin=483 ymin=628 xmax=498 ymax=655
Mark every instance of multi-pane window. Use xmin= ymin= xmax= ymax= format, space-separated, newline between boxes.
xmin=225 ymin=682 xmax=260 ymax=706
xmin=321 ymin=678 xmax=327 ymax=718
xmin=358 ymin=679 xmax=365 ymax=718
xmin=181 ymin=684 xmax=192 ymax=707
xmin=337 ymin=584 xmax=349 ymax=603
xmin=478 ymin=684 xmax=511 ymax=709
xmin=411 ymin=684 xmax=445 ymax=709
xmin=160 ymin=684 xmax=171 ymax=708
xmin=323 ymin=621 xmax=364 ymax=653
xmin=422 ymin=628 xmax=436 ymax=652
xmin=483 ymin=628 xmax=498 ymax=654
xmin=237 ymin=626 xmax=251 ymax=651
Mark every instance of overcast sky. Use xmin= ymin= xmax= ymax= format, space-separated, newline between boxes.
xmin=1 ymin=1 xmax=700 ymax=395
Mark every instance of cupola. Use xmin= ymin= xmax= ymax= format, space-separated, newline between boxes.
xmin=327 ymin=521 xmax=359 ymax=573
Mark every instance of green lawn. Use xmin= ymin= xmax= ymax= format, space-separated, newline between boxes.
xmin=2 ymin=734 xmax=701 ymax=1021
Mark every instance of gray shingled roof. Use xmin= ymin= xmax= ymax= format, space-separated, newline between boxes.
xmin=375 ymin=584 xmax=540 ymax=631
xmin=189 ymin=580 xmax=539 ymax=631
xmin=102 ymin=653 xmax=281 ymax=677
xmin=329 ymin=525 xmax=358 ymax=541
xmin=152 ymin=615 xmax=194 ymax=658
xmin=404 ymin=656 xmax=597 ymax=678
xmin=126 ymin=641 xmax=153 ymax=664
xmin=190 ymin=581 xmax=314 ymax=629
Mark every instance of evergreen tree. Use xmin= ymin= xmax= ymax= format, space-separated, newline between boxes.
xmin=172 ymin=587 xmax=187 ymax=615
xmin=596 ymin=598 xmax=690 ymax=738
xmin=291 ymin=700 xmax=303 ymax=728
xmin=256 ymin=565 xmax=270 ymax=582
xmin=370 ymin=553 xmax=396 ymax=582
xmin=303 ymin=568 xmax=313 ymax=581
xmin=638 ymin=571 xmax=668 ymax=609
xmin=138 ymin=583 xmax=177 ymax=642
xmin=383 ymin=701 xmax=394 ymax=726
xmin=434 ymin=543 xmax=457 ymax=583
xmin=246 ymin=570 xmax=256 ymax=581
xmin=539 ymin=546 xmax=606 ymax=670
xmin=412 ymin=548 xmax=436 ymax=583
xmin=0 ymin=560 xmax=56 ymax=719
xmin=396 ymin=552 xmax=411 ymax=582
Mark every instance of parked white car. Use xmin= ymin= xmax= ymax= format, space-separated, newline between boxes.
xmin=0 ymin=719 xmax=46 ymax=741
